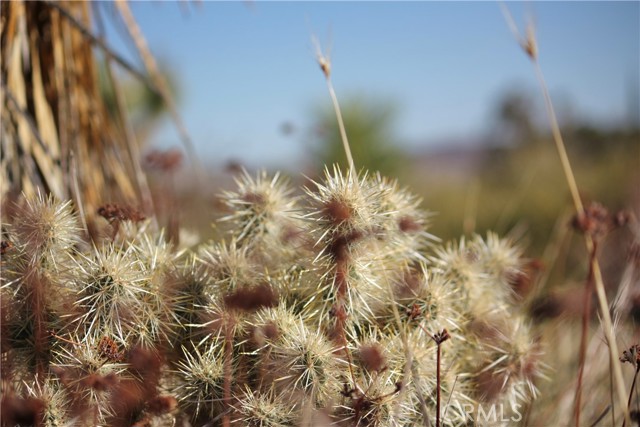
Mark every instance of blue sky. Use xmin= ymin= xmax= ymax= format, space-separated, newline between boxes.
xmin=103 ymin=1 xmax=639 ymax=169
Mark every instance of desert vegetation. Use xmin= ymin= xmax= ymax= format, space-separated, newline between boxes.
xmin=1 ymin=2 xmax=638 ymax=427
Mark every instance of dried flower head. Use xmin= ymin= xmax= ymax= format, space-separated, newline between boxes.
xmin=97 ymin=204 xmax=145 ymax=224
xmin=570 ymin=202 xmax=630 ymax=241
xmin=97 ymin=335 xmax=125 ymax=363
xmin=432 ymin=329 xmax=451 ymax=346
xmin=620 ymin=344 xmax=640 ymax=369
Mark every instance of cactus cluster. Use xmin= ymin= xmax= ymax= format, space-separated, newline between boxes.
xmin=1 ymin=168 xmax=542 ymax=426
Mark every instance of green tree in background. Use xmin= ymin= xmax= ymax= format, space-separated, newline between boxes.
xmin=100 ymin=61 xmax=179 ymax=146
xmin=310 ymin=95 xmax=406 ymax=177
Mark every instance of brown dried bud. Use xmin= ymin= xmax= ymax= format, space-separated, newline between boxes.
xmin=144 ymin=148 xmax=183 ymax=172
xmin=128 ymin=345 xmax=162 ymax=378
xmin=406 ymin=303 xmax=422 ymax=321
xmin=97 ymin=204 xmax=145 ymax=223
xmin=224 ymin=160 xmax=244 ymax=175
xmin=523 ymin=39 xmax=537 ymax=59
xmin=359 ymin=343 xmax=387 ymax=373
xmin=253 ymin=321 xmax=280 ymax=347
xmin=82 ymin=372 xmax=118 ymax=392
xmin=0 ymin=395 xmax=44 ymax=426
xmin=262 ymin=321 xmax=280 ymax=341
xmin=523 ymin=25 xmax=538 ymax=59
xmin=323 ymin=199 xmax=352 ymax=225
xmin=328 ymin=230 xmax=363 ymax=263
xmin=398 ymin=216 xmax=421 ymax=233
xmin=530 ymin=295 xmax=562 ymax=320
xmin=0 ymin=240 xmax=13 ymax=256
xmin=242 ymin=192 xmax=266 ymax=205
xmin=396 ymin=270 xmax=422 ymax=299
xmin=147 ymin=395 xmax=178 ymax=415
xmin=224 ymin=284 xmax=278 ymax=312
xmin=571 ymin=202 xmax=613 ymax=240
xmin=50 ymin=366 xmax=72 ymax=386
xmin=508 ymin=259 xmax=544 ymax=297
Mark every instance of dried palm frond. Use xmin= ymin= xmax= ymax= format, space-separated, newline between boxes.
xmin=0 ymin=1 xmax=183 ymax=224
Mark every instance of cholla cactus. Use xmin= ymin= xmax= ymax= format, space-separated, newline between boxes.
xmin=72 ymin=243 xmax=150 ymax=346
xmin=173 ymin=341 xmax=226 ymax=421
xmin=461 ymin=315 xmax=542 ymax=408
xmin=1 ymin=194 xmax=79 ymax=382
xmin=251 ymin=305 xmax=343 ymax=406
xmin=198 ymin=239 xmax=260 ymax=296
xmin=430 ymin=234 xmax=523 ymax=318
xmin=51 ymin=333 xmax=130 ymax=424
xmin=370 ymin=173 xmax=434 ymax=263
xmin=235 ymin=386 xmax=299 ymax=427
xmin=373 ymin=264 xmax=464 ymax=338
xmin=1 ymin=168 xmax=543 ymax=426
xmin=9 ymin=192 xmax=80 ymax=271
xmin=23 ymin=376 xmax=74 ymax=427
xmin=219 ymin=170 xmax=305 ymax=258
xmin=302 ymin=167 xmax=432 ymax=331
